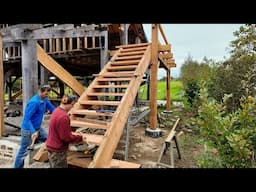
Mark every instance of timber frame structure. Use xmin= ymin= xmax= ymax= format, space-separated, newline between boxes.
xmin=0 ymin=24 xmax=176 ymax=168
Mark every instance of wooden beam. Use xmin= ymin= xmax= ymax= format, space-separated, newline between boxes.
xmin=159 ymin=24 xmax=168 ymax=45
xmin=1 ymin=24 xmax=106 ymax=42
xmin=0 ymin=34 xmax=4 ymax=137
xmin=70 ymin=120 xmax=108 ymax=130
xmin=150 ymin=24 xmax=159 ymax=130
xmin=158 ymin=54 xmax=169 ymax=69
xmin=3 ymin=42 xmax=20 ymax=48
xmin=100 ymin=31 xmax=108 ymax=69
xmin=21 ymin=39 xmax=38 ymax=113
xmin=158 ymin=44 xmax=171 ymax=52
xmin=120 ymin=24 xmax=129 ymax=45
xmin=110 ymin=159 xmax=140 ymax=168
xmin=37 ymin=44 xmax=85 ymax=96
xmin=116 ymin=42 xmax=150 ymax=48
xmin=161 ymin=52 xmax=173 ymax=59
xmin=168 ymin=60 xmax=176 ymax=68
xmin=159 ymin=54 xmax=176 ymax=69
xmin=165 ymin=118 xmax=180 ymax=142
xmin=71 ymin=109 xmax=114 ymax=117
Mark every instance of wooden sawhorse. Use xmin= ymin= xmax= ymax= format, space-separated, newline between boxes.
xmin=157 ymin=118 xmax=181 ymax=168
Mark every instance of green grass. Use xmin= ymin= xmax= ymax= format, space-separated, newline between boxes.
xmin=4 ymin=80 xmax=184 ymax=102
xmin=138 ymin=80 xmax=183 ymax=101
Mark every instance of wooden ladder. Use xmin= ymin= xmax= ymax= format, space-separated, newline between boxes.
xmin=68 ymin=43 xmax=151 ymax=168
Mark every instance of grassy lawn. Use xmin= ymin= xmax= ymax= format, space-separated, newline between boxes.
xmin=4 ymin=80 xmax=184 ymax=102
xmin=138 ymin=80 xmax=183 ymax=101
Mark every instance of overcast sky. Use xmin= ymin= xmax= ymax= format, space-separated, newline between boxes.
xmin=142 ymin=24 xmax=243 ymax=78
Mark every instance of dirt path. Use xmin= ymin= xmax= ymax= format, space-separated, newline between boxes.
xmin=127 ymin=123 xmax=203 ymax=168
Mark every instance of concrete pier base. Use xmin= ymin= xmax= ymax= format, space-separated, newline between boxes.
xmin=145 ymin=127 xmax=162 ymax=138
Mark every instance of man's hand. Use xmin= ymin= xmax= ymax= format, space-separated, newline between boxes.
xmin=72 ymin=132 xmax=87 ymax=144
xmin=82 ymin=134 xmax=87 ymax=144
xmin=31 ymin=131 xmax=39 ymax=140
xmin=28 ymin=131 xmax=39 ymax=150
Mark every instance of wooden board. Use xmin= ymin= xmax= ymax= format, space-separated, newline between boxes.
xmin=33 ymin=143 xmax=48 ymax=162
xmin=37 ymin=44 xmax=85 ymax=96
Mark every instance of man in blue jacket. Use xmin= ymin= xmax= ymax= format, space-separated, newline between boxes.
xmin=14 ymin=84 xmax=56 ymax=168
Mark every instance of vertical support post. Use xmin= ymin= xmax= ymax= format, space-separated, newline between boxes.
xmin=146 ymin=24 xmax=162 ymax=137
xmin=21 ymin=39 xmax=38 ymax=113
xmin=100 ymin=30 xmax=108 ymax=69
xmin=40 ymin=67 xmax=48 ymax=85
xmin=124 ymin=116 xmax=132 ymax=161
xmin=149 ymin=24 xmax=158 ymax=130
xmin=166 ymin=68 xmax=171 ymax=111
xmin=147 ymin=73 xmax=150 ymax=100
xmin=0 ymin=34 xmax=4 ymax=137
xmin=120 ymin=24 xmax=129 ymax=45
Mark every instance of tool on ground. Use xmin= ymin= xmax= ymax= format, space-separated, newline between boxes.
xmin=28 ymin=131 xmax=39 ymax=150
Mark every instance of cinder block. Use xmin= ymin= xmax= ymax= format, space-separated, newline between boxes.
xmin=0 ymin=140 xmax=19 ymax=161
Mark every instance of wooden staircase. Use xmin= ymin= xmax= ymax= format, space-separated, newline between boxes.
xmin=69 ymin=43 xmax=151 ymax=168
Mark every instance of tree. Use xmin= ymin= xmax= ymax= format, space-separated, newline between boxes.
xmin=180 ymin=55 xmax=215 ymax=110
xmin=209 ymin=24 xmax=256 ymax=111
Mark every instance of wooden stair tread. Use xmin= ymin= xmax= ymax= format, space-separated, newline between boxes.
xmin=67 ymin=151 xmax=141 ymax=168
xmin=80 ymin=100 xmax=120 ymax=106
xmin=115 ymin=55 xmax=142 ymax=60
xmin=96 ymin=77 xmax=132 ymax=82
xmin=111 ymin=60 xmax=140 ymax=66
xmin=119 ymin=46 xmax=148 ymax=52
xmin=79 ymin=117 xmax=109 ymax=125
xmin=107 ymin=65 xmax=137 ymax=71
xmin=72 ymin=109 xmax=114 ymax=116
xmin=82 ymin=133 xmax=104 ymax=145
xmin=93 ymin=85 xmax=128 ymax=88
xmin=117 ymin=50 xmax=145 ymax=56
xmin=102 ymin=72 xmax=135 ymax=77
xmin=87 ymin=92 xmax=125 ymax=96
xmin=67 ymin=151 xmax=92 ymax=168
xmin=116 ymin=43 xmax=149 ymax=48
xmin=71 ymin=120 xmax=108 ymax=129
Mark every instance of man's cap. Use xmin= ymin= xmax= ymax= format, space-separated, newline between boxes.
xmin=61 ymin=95 xmax=78 ymax=104
xmin=39 ymin=84 xmax=51 ymax=91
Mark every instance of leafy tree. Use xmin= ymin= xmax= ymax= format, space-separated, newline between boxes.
xmin=180 ymin=55 xmax=215 ymax=111
xmin=209 ymin=24 xmax=256 ymax=111
xmin=197 ymin=85 xmax=256 ymax=168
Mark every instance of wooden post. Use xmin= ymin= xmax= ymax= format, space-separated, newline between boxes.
xmin=166 ymin=68 xmax=171 ymax=111
xmin=0 ymin=34 xmax=4 ymax=136
xmin=40 ymin=66 xmax=48 ymax=85
xmin=21 ymin=39 xmax=38 ymax=113
xmin=149 ymin=24 xmax=159 ymax=130
xmin=100 ymin=30 xmax=108 ymax=69
xmin=120 ymin=24 xmax=129 ymax=45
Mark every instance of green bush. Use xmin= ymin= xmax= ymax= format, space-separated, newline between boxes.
xmin=196 ymin=86 xmax=256 ymax=168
